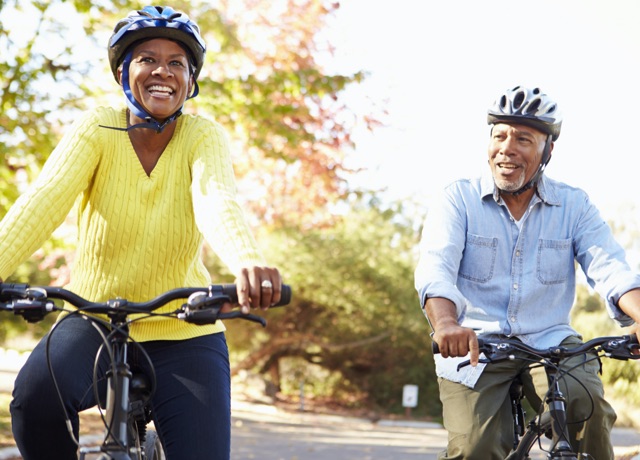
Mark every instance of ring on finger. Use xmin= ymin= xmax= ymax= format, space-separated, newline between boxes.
xmin=261 ymin=280 xmax=273 ymax=289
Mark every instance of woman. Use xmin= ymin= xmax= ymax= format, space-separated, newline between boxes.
xmin=0 ymin=6 xmax=281 ymax=459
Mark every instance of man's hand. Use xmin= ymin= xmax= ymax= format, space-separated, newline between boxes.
xmin=432 ymin=324 xmax=480 ymax=366
xmin=618 ymin=288 xmax=640 ymax=355
xmin=425 ymin=296 xmax=480 ymax=366
xmin=234 ymin=266 xmax=282 ymax=314
xmin=628 ymin=323 xmax=640 ymax=356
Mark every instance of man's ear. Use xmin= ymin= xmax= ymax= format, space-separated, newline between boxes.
xmin=117 ymin=66 xmax=123 ymax=86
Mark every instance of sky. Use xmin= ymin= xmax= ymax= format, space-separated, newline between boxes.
xmin=325 ymin=0 xmax=640 ymax=223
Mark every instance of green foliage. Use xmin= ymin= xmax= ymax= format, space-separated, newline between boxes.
xmin=2 ymin=0 xmax=427 ymax=416
xmin=3 ymin=0 xmax=637 ymax=420
xmin=1 ymin=0 xmax=366 ymax=222
xmin=571 ymin=285 xmax=640 ymax=409
xmin=0 ymin=236 xmax=72 ymax=343
xmin=225 ymin=199 xmax=439 ymax=416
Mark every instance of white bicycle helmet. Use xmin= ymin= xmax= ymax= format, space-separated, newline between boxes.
xmin=487 ymin=86 xmax=562 ymax=141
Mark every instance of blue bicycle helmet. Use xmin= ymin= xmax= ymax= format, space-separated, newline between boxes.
xmin=487 ymin=86 xmax=562 ymax=195
xmin=106 ymin=6 xmax=207 ymax=132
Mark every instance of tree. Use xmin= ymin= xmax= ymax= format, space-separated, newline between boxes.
xmin=192 ymin=0 xmax=371 ymax=228
xmin=0 ymin=0 xmax=373 ymax=282
xmin=3 ymin=0 xmax=428 ymax=414
xmin=1 ymin=0 xmax=372 ymax=228
xmin=571 ymin=280 xmax=640 ymax=427
xmin=223 ymin=198 xmax=439 ymax=416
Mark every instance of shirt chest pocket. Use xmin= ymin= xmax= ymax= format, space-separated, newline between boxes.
xmin=537 ymin=238 xmax=573 ymax=285
xmin=459 ymin=234 xmax=498 ymax=283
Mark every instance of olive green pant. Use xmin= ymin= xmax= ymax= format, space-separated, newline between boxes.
xmin=437 ymin=336 xmax=616 ymax=460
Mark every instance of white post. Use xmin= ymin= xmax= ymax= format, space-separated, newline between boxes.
xmin=402 ymin=384 xmax=419 ymax=417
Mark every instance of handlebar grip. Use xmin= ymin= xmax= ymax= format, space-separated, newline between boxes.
xmin=431 ymin=338 xmax=486 ymax=356
xmin=220 ymin=283 xmax=292 ymax=307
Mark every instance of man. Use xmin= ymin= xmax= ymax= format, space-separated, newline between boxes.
xmin=414 ymin=85 xmax=640 ymax=459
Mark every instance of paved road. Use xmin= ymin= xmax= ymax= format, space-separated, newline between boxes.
xmin=0 ymin=398 xmax=639 ymax=459
xmin=2 ymin=353 xmax=640 ymax=460
xmin=231 ymin=402 xmax=446 ymax=459
xmin=229 ymin=400 xmax=640 ymax=460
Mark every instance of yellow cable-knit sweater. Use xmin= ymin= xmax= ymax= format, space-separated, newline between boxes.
xmin=0 ymin=107 xmax=265 ymax=341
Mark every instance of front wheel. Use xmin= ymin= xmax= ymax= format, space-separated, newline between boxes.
xmin=144 ymin=429 xmax=165 ymax=460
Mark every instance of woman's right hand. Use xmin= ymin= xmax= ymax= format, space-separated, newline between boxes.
xmin=234 ymin=266 xmax=282 ymax=314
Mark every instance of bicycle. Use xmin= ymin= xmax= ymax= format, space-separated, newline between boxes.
xmin=0 ymin=282 xmax=292 ymax=460
xmin=432 ymin=334 xmax=640 ymax=459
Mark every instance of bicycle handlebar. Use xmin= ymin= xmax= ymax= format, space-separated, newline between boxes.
xmin=0 ymin=282 xmax=292 ymax=327
xmin=431 ymin=334 xmax=640 ymax=369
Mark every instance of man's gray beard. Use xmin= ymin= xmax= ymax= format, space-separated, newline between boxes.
xmin=494 ymin=175 xmax=525 ymax=193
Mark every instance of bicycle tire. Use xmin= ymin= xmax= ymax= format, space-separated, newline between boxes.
xmin=144 ymin=429 xmax=165 ymax=460
xmin=505 ymin=411 xmax=552 ymax=460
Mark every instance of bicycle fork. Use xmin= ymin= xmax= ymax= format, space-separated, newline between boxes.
xmin=545 ymin=366 xmax=576 ymax=458
xmin=509 ymin=375 xmax=526 ymax=451
xmin=103 ymin=345 xmax=133 ymax=454
xmin=80 ymin=316 xmax=138 ymax=460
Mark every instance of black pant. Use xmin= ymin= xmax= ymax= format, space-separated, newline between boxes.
xmin=11 ymin=315 xmax=231 ymax=459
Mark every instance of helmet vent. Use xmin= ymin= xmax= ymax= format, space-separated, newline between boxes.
xmin=526 ymin=98 xmax=541 ymax=114
xmin=513 ymin=91 xmax=525 ymax=110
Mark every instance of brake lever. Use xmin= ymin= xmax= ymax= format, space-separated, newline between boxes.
xmin=180 ymin=292 xmax=227 ymax=325
xmin=455 ymin=345 xmax=514 ymax=371
xmin=6 ymin=288 xmax=55 ymax=323
xmin=604 ymin=336 xmax=640 ymax=360
xmin=179 ymin=292 xmax=268 ymax=327
xmin=218 ymin=311 xmax=267 ymax=327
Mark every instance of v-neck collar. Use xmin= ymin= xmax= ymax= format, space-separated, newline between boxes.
xmin=120 ymin=109 xmax=181 ymax=179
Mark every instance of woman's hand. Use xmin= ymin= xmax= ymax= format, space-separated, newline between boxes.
xmin=234 ymin=266 xmax=282 ymax=314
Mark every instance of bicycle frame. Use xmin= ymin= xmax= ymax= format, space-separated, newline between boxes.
xmin=505 ymin=366 xmax=579 ymax=460
xmin=1 ymin=282 xmax=291 ymax=460
xmin=79 ymin=302 xmax=143 ymax=460
xmin=433 ymin=335 xmax=639 ymax=460
xmin=543 ymin=365 xmax=574 ymax=457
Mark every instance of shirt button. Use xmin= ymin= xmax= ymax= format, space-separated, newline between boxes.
xmin=513 ymin=283 xmax=518 ymax=290
xmin=516 ymin=250 xmax=521 ymax=257
xmin=511 ymin=316 xmax=517 ymax=322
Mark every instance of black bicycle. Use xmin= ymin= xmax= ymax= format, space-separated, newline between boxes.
xmin=433 ymin=334 xmax=640 ymax=459
xmin=0 ymin=282 xmax=291 ymax=460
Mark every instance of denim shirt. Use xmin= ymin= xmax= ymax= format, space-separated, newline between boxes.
xmin=414 ymin=174 xmax=640 ymax=387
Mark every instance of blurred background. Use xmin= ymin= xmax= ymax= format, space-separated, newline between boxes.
xmin=1 ymin=0 xmax=639 ymax=434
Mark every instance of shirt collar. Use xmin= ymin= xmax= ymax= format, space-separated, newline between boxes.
xmin=480 ymin=173 xmax=561 ymax=206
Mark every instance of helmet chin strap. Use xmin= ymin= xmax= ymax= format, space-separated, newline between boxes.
xmin=99 ymin=50 xmax=199 ymax=133
xmin=499 ymin=134 xmax=553 ymax=197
